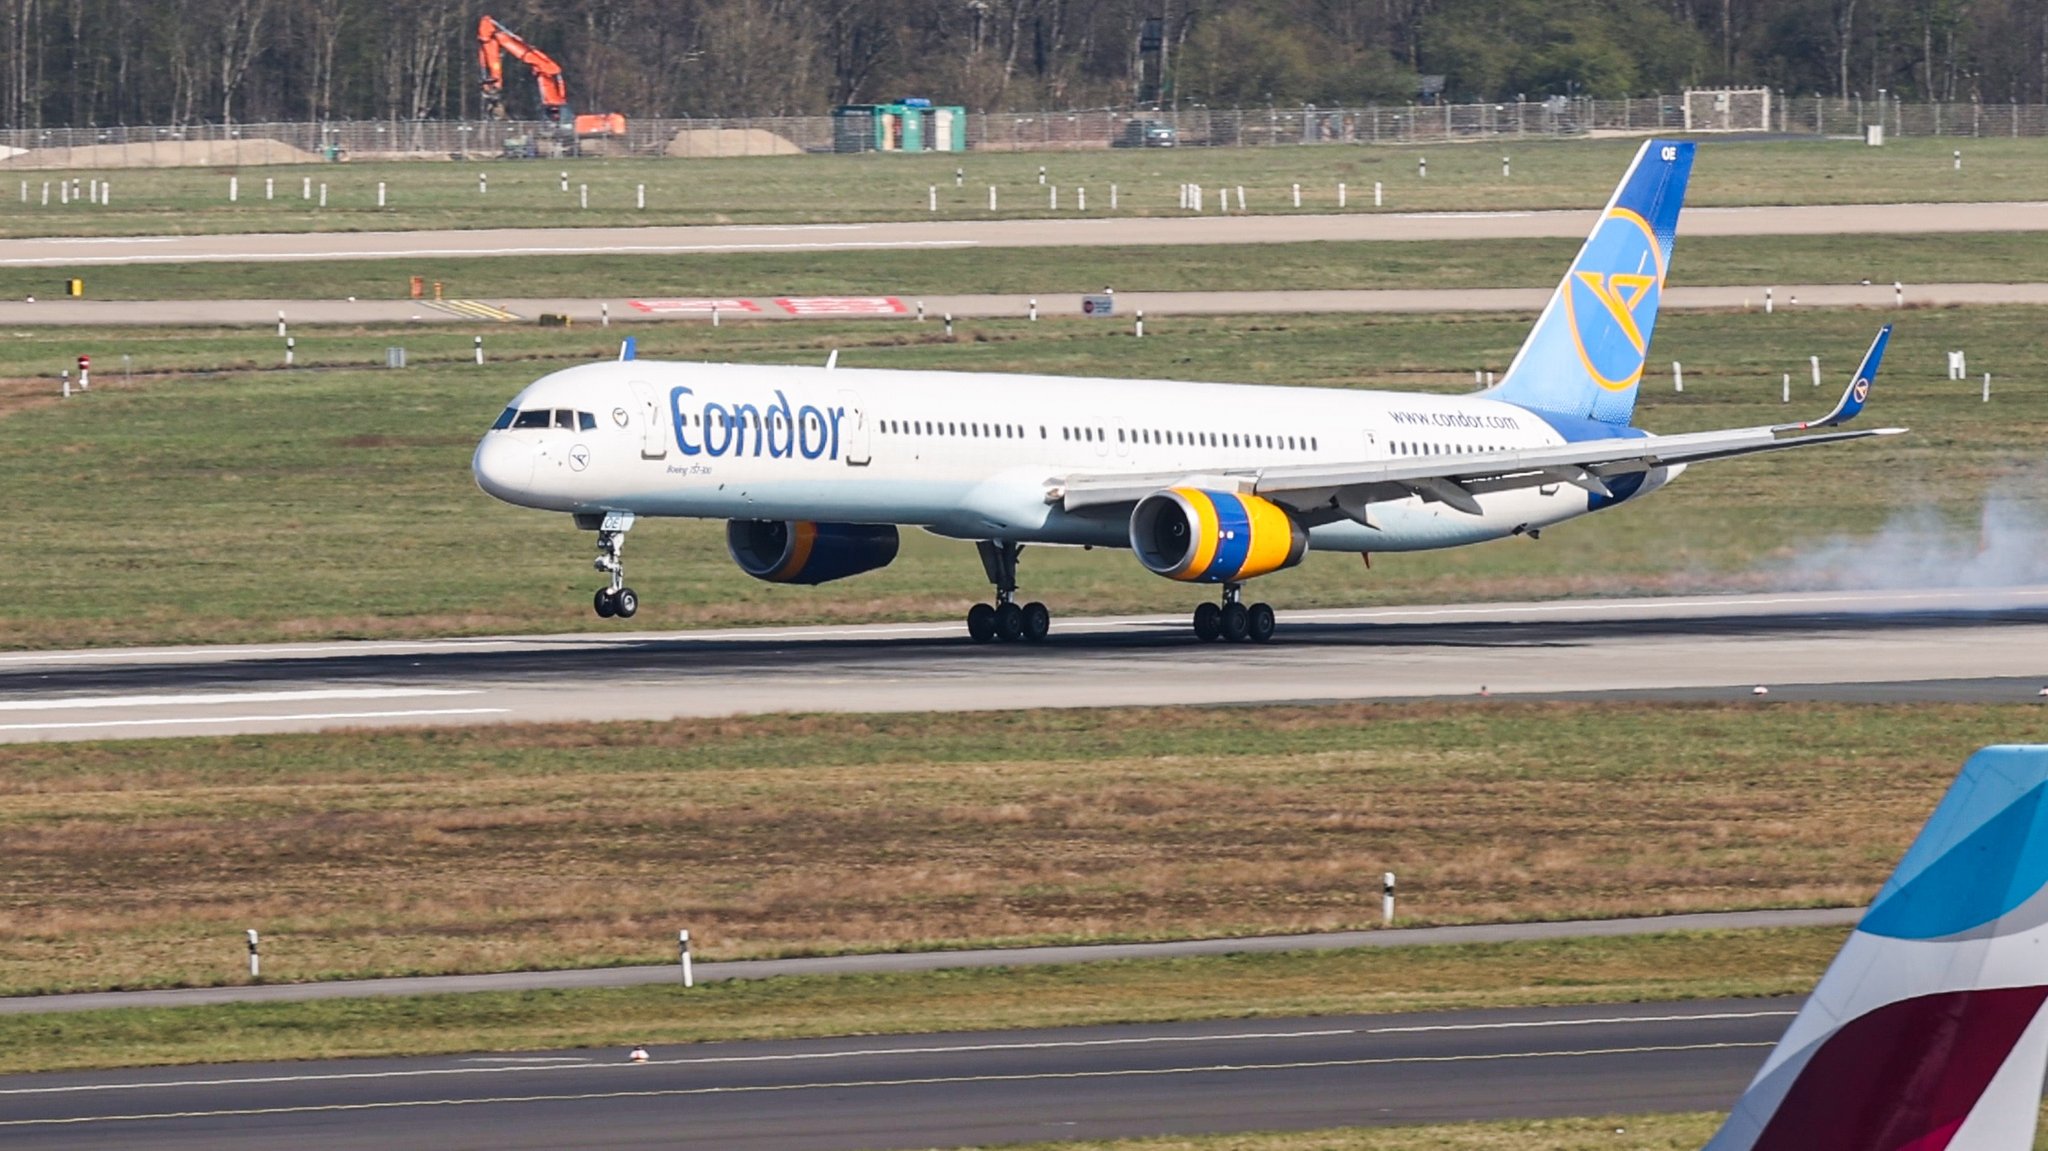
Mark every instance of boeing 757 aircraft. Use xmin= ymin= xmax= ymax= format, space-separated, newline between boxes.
xmin=474 ymin=139 xmax=1899 ymax=643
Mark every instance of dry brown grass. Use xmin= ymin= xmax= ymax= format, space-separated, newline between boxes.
xmin=0 ymin=701 xmax=2038 ymax=994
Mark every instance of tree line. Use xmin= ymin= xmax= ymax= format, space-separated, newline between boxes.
xmin=3 ymin=0 xmax=2045 ymax=129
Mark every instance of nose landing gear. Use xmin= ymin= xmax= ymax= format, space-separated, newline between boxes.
xmin=1193 ymin=583 xmax=1274 ymax=643
xmin=968 ymin=540 xmax=1050 ymax=643
xmin=589 ymin=511 xmax=638 ymax=619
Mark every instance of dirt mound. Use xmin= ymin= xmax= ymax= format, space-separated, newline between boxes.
xmin=665 ymin=127 xmax=802 ymax=158
xmin=0 ymin=138 xmax=324 ymax=169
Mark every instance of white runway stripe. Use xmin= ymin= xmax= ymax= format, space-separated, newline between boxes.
xmin=0 ymin=687 xmax=479 ymax=712
xmin=0 ymin=708 xmax=508 ymax=733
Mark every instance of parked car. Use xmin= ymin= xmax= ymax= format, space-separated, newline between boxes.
xmin=1117 ymin=119 xmax=1177 ymax=148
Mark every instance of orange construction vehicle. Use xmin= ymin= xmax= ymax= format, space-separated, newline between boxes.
xmin=476 ymin=15 xmax=625 ymax=145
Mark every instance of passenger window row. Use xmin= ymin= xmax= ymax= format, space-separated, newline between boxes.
xmin=881 ymin=419 xmax=1031 ymax=439
xmin=1391 ymin=441 xmax=1505 ymax=457
xmin=876 ymin=417 xmax=1319 ymax=454
xmin=494 ymin=407 xmax=596 ymax=432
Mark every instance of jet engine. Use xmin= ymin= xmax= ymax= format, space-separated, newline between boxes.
xmin=1129 ymin=488 xmax=1307 ymax=583
xmin=726 ymin=520 xmax=900 ymax=584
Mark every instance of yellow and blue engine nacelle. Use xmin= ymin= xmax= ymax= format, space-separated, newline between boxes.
xmin=727 ymin=520 xmax=900 ymax=584
xmin=1129 ymin=488 xmax=1308 ymax=583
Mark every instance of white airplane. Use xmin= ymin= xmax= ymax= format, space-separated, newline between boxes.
xmin=1705 ymin=743 xmax=2048 ymax=1150
xmin=473 ymin=139 xmax=1900 ymax=643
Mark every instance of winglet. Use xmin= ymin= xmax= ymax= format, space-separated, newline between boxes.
xmin=1703 ymin=745 xmax=2048 ymax=1151
xmin=1782 ymin=325 xmax=1888 ymax=431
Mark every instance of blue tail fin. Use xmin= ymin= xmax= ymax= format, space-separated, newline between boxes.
xmin=1489 ymin=139 xmax=1694 ymax=427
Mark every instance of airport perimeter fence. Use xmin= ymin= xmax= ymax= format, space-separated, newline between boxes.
xmin=6 ymin=95 xmax=2048 ymax=165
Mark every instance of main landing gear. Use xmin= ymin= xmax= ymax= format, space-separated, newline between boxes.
xmin=1192 ymin=583 xmax=1275 ymax=643
xmin=590 ymin=513 xmax=639 ymax=620
xmin=967 ymin=540 xmax=1050 ymax=643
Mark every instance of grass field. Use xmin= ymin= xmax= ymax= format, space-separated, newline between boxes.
xmin=3 ymin=136 xmax=2045 ymax=237
xmin=22 ymin=231 xmax=2048 ymax=302
xmin=0 ymin=927 xmax=1848 ymax=1072
xmin=3 ymin=702 xmax=2039 ymax=995
xmin=0 ymin=308 xmax=2039 ymax=648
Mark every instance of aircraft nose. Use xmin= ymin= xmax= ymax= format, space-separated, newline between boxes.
xmin=472 ymin=433 xmax=536 ymax=503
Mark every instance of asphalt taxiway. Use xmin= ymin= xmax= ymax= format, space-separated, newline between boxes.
xmin=2 ymin=200 xmax=2045 ymax=269
xmin=1 ymin=588 xmax=2043 ymax=743
xmin=0 ymin=998 xmax=1792 ymax=1150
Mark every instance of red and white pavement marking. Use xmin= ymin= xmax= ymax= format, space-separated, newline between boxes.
xmin=627 ymin=298 xmax=761 ymax=314
xmin=774 ymin=296 xmax=907 ymax=315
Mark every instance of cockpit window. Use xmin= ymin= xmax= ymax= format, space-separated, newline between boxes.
xmin=579 ymin=411 xmax=596 ymax=431
xmin=512 ymin=409 xmax=551 ymax=429
xmin=492 ymin=407 xmax=517 ymax=430
xmin=554 ymin=409 xmax=577 ymax=429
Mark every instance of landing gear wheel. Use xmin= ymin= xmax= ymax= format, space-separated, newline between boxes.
xmin=995 ymin=602 xmax=1025 ymax=642
xmin=594 ymin=589 xmax=617 ymax=618
xmin=1246 ymin=602 xmax=1276 ymax=643
xmin=1193 ymin=601 xmax=1223 ymax=642
xmin=1220 ymin=602 xmax=1251 ymax=642
xmin=613 ymin=587 xmax=639 ymax=619
xmin=967 ymin=602 xmax=998 ymax=643
xmin=1021 ymin=602 xmax=1051 ymax=642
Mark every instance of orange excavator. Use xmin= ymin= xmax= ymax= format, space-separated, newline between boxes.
xmin=477 ymin=15 xmax=625 ymax=144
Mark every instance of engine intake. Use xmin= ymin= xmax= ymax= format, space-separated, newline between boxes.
xmin=727 ymin=520 xmax=900 ymax=584
xmin=1130 ymin=488 xmax=1307 ymax=583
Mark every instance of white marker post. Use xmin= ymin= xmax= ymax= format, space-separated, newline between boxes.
xmin=1038 ymin=165 xmax=1046 ymax=185
xmin=302 ymin=176 xmax=312 ymax=200
xmin=601 ymin=302 xmax=610 ymax=327
xmin=955 ymin=167 xmax=964 ymax=187
xmin=579 ymin=184 xmax=588 ymax=210
xmin=1028 ymin=297 xmax=1038 ymax=322
xmin=916 ymin=299 xmax=925 ymax=322
xmin=1134 ymin=310 xmax=1144 ymax=338
xmin=1984 ymin=372 xmax=1992 ymax=402
xmin=264 ymin=177 xmax=273 ymax=200
xmin=228 ymin=176 xmax=238 ymax=202
xmin=988 ymin=185 xmax=997 ymax=211
xmin=1782 ymin=372 xmax=1790 ymax=402
xmin=247 ymin=929 xmax=260 ymax=978
xmin=1418 ymin=156 xmax=1427 ymax=178
xmin=1672 ymin=361 xmax=1684 ymax=393
xmin=377 ymin=182 xmax=386 ymax=208
xmin=944 ymin=313 xmax=954 ymax=337
xmin=1049 ymin=186 xmax=1057 ymax=210
xmin=40 ymin=181 xmax=48 ymax=206
xmin=559 ymin=171 xmax=569 ymax=193
xmin=679 ymin=930 xmax=694 ymax=987
xmin=1292 ymin=182 xmax=1301 ymax=208
xmin=929 ymin=185 xmax=937 ymax=211
xmin=285 ymin=337 xmax=295 ymax=366
xmin=1955 ymin=149 xmax=1963 ymax=171
xmin=1077 ymin=187 xmax=1086 ymax=211
xmin=1765 ymin=287 xmax=1774 ymax=314
xmin=1382 ymin=872 xmax=1396 ymax=925
xmin=278 ymin=311 xmax=287 ymax=338
xmin=1895 ymin=281 xmax=1904 ymax=308
xmin=1374 ymin=181 xmax=1383 ymax=207
xmin=1502 ymin=155 xmax=1510 ymax=178
xmin=1949 ymin=351 xmax=1967 ymax=380
xmin=479 ymin=172 xmax=488 ymax=195
xmin=1110 ymin=183 xmax=1118 ymax=209
xmin=319 ymin=183 xmax=327 ymax=207
xmin=1810 ymin=355 xmax=1821 ymax=387
xmin=636 ymin=184 xmax=646 ymax=210
xmin=710 ymin=302 xmax=720 ymax=327
xmin=474 ymin=336 xmax=484 ymax=365
xmin=61 ymin=369 xmax=70 ymax=398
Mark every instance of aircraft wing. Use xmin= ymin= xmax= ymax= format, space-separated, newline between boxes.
xmin=1053 ymin=326 xmax=1902 ymax=521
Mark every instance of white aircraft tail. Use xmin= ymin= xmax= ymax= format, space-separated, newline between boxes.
xmin=1704 ymin=744 xmax=2048 ymax=1151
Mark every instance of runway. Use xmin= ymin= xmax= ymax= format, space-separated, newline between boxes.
xmin=2 ymin=200 xmax=2046 ymax=269
xmin=1 ymin=588 xmax=2043 ymax=743
xmin=4 ymin=280 xmax=2044 ymax=326
xmin=0 ymin=998 xmax=1791 ymax=1149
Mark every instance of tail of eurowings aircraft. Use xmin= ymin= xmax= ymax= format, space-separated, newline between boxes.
xmin=1489 ymin=138 xmax=1695 ymax=428
xmin=1704 ymin=744 xmax=2048 ymax=1151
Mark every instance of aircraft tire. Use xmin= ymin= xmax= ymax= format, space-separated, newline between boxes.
xmin=1247 ymin=602 xmax=1276 ymax=643
xmin=1220 ymin=602 xmax=1250 ymax=642
xmin=1192 ymin=602 xmax=1223 ymax=641
xmin=994 ymin=603 xmax=1025 ymax=642
xmin=614 ymin=587 xmax=639 ymax=619
xmin=967 ymin=602 xmax=998 ymax=642
xmin=594 ymin=589 xmax=617 ymax=618
xmin=1021 ymin=602 xmax=1051 ymax=642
